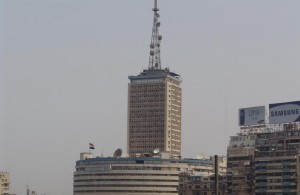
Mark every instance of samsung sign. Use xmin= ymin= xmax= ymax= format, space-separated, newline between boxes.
xmin=239 ymin=106 xmax=265 ymax=126
xmin=269 ymin=101 xmax=300 ymax=124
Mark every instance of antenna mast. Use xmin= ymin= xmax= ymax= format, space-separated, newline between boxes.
xmin=148 ymin=0 xmax=162 ymax=70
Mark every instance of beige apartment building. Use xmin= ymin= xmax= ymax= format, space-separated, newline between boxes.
xmin=0 ymin=172 xmax=10 ymax=195
xmin=227 ymin=134 xmax=256 ymax=195
xmin=128 ymin=68 xmax=182 ymax=157
xmin=254 ymin=124 xmax=300 ymax=195
xmin=179 ymin=173 xmax=226 ymax=195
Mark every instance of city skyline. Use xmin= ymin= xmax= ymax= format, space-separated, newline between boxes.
xmin=1 ymin=0 xmax=300 ymax=195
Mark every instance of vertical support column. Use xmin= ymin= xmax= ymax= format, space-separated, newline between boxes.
xmin=296 ymin=152 xmax=300 ymax=193
xmin=215 ymin=155 xmax=219 ymax=195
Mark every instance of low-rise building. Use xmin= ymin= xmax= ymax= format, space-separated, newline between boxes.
xmin=74 ymin=152 xmax=225 ymax=195
xmin=211 ymin=156 xmax=227 ymax=176
xmin=179 ymin=173 xmax=226 ymax=195
xmin=0 ymin=172 xmax=10 ymax=195
xmin=227 ymin=133 xmax=257 ymax=195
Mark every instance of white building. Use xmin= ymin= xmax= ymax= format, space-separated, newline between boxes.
xmin=73 ymin=152 xmax=222 ymax=195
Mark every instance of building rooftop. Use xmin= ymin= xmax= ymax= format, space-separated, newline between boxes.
xmin=129 ymin=68 xmax=181 ymax=82
xmin=76 ymin=157 xmax=212 ymax=166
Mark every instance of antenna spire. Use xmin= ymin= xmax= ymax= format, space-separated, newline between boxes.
xmin=153 ymin=0 xmax=159 ymax=12
xmin=148 ymin=0 xmax=162 ymax=70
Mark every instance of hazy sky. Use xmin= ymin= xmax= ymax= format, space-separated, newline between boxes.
xmin=1 ymin=0 xmax=300 ymax=194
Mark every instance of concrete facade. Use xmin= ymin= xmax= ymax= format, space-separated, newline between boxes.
xmin=254 ymin=124 xmax=300 ymax=195
xmin=179 ymin=174 xmax=226 ymax=195
xmin=227 ymin=123 xmax=300 ymax=195
xmin=128 ymin=69 xmax=182 ymax=157
xmin=73 ymin=154 xmax=217 ymax=195
xmin=227 ymin=134 xmax=256 ymax=195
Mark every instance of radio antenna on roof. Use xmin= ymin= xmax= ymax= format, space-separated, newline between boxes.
xmin=148 ymin=0 xmax=162 ymax=70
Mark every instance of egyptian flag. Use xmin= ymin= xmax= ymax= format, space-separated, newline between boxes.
xmin=89 ymin=143 xmax=95 ymax=150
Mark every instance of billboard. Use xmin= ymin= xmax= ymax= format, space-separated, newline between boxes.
xmin=269 ymin=101 xmax=300 ymax=124
xmin=239 ymin=106 xmax=265 ymax=126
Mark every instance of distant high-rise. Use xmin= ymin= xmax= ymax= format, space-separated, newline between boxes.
xmin=127 ymin=0 xmax=182 ymax=157
xmin=0 ymin=172 xmax=10 ymax=195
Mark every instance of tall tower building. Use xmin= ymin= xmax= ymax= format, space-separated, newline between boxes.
xmin=128 ymin=0 xmax=182 ymax=157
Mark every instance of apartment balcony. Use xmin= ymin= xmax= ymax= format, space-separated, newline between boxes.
xmin=282 ymin=182 xmax=297 ymax=186
xmin=255 ymin=168 xmax=267 ymax=172
xmin=256 ymin=182 xmax=267 ymax=186
xmin=256 ymin=175 xmax=267 ymax=179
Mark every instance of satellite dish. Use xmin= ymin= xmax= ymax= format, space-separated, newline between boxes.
xmin=136 ymin=153 xmax=141 ymax=157
xmin=113 ymin=148 xmax=122 ymax=158
xmin=153 ymin=148 xmax=160 ymax=154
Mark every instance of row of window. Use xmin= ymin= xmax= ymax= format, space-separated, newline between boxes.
xmin=76 ymin=160 xmax=136 ymax=165
xmin=255 ymin=159 xmax=296 ymax=164
xmin=130 ymin=100 xmax=164 ymax=104
xmin=129 ymin=135 xmax=164 ymax=139
xmin=130 ymin=83 xmax=165 ymax=88
xmin=129 ymin=121 xmax=164 ymax=125
xmin=256 ymin=186 xmax=297 ymax=190
xmin=112 ymin=166 xmax=162 ymax=171
xmin=130 ymin=110 xmax=158 ymax=114
xmin=255 ymin=165 xmax=296 ymax=170
xmin=74 ymin=190 xmax=178 ymax=193
xmin=231 ymin=135 xmax=256 ymax=141
xmin=74 ymin=173 xmax=178 ymax=177
xmin=179 ymin=184 xmax=226 ymax=190
xmin=129 ymin=133 xmax=164 ymax=137
xmin=129 ymin=145 xmax=164 ymax=149
xmin=130 ymin=115 xmax=165 ymax=119
xmin=256 ymin=193 xmax=296 ymax=195
xmin=256 ymin=145 xmax=300 ymax=151
xmin=257 ymin=131 xmax=300 ymax=139
xmin=131 ymin=89 xmax=165 ymax=92
xmin=179 ymin=192 xmax=212 ymax=195
xmin=75 ymin=178 xmax=178 ymax=183
xmin=256 ymin=178 xmax=296 ymax=183
xmin=130 ymin=125 xmax=164 ymax=128
xmin=130 ymin=95 xmax=165 ymax=99
xmin=74 ymin=184 xmax=178 ymax=188
xmin=255 ymin=151 xmax=297 ymax=157
xmin=257 ymin=139 xmax=300 ymax=146
xmin=256 ymin=172 xmax=296 ymax=177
